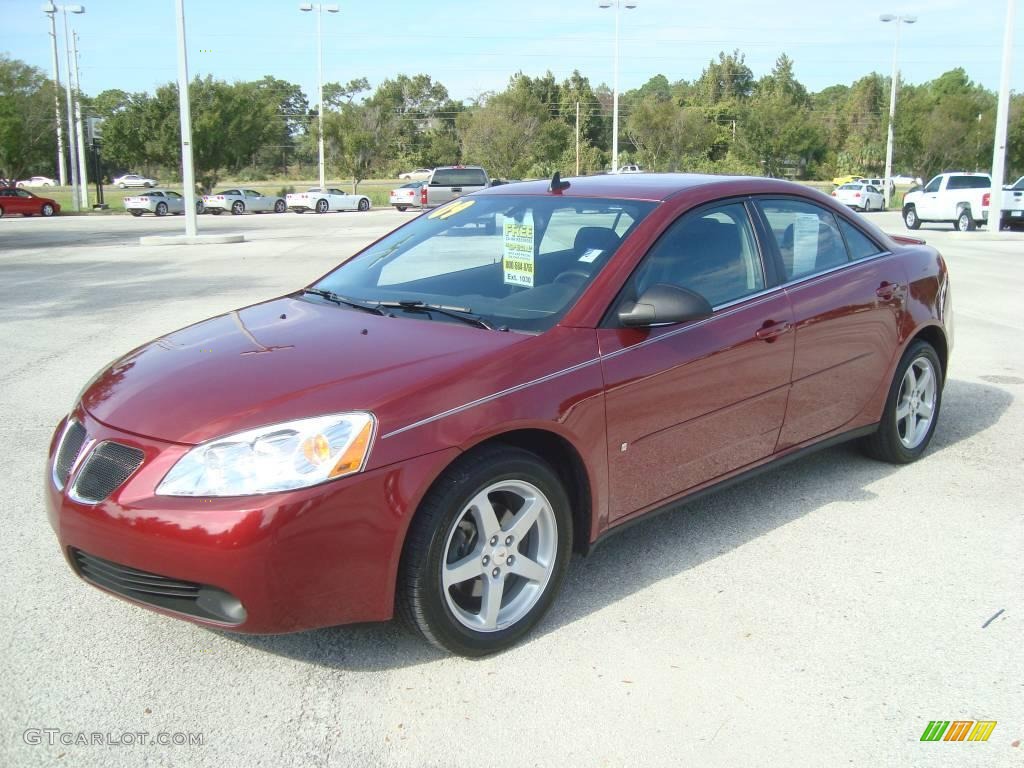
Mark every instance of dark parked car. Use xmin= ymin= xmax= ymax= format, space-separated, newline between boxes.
xmin=46 ymin=174 xmax=951 ymax=656
xmin=0 ymin=187 xmax=60 ymax=217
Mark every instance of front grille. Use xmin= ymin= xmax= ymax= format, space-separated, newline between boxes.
xmin=54 ymin=420 xmax=87 ymax=488
xmin=71 ymin=549 xmax=246 ymax=624
xmin=69 ymin=442 xmax=144 ymax=503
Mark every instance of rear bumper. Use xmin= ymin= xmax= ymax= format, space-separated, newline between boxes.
xmin=45 ymin=409 xmax=458 ymax=634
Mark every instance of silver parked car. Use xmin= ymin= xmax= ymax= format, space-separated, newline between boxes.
xmin=202 ymin=188 xmax=287 ymax=215
xmin=124 ymin=189 xmax=203 ymax=217
xmin=113 ymin=173 xmax=158 ymax=189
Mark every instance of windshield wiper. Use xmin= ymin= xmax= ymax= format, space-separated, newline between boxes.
xmin=378 ymin=299 xmax=494 ymax=330
xmin=301 ymin=288 xmax=385 ymax=315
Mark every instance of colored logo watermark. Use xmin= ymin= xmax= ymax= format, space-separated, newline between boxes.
xmin=920 ymin=720 xmax=997 ymax=742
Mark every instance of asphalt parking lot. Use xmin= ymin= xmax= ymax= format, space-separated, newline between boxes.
xmin=1 ymin=209 xmax=1021 ymax=767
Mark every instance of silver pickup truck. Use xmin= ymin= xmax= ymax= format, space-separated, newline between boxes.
xmin=422 ymin=166 xmax=490 ymax=208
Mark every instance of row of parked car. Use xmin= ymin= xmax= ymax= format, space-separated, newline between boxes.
xmin=121 ymin=186 xmax=374 ymax=217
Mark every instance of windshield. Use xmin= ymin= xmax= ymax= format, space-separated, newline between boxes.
xmin=311 ymin=195 xmax=656 ymax=333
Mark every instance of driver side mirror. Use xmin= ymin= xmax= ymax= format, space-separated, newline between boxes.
xmin=618 ymin=284 xmax=713 ymax=328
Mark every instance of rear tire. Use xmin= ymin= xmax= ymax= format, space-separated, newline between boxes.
xmin=231 ymin=200 xmax=245 ymax=215
xmin=315 ymin=199 xmax=328 ymax=214
xmin=860 ymin=340 xmax=943 ymax=464
xmin=155 ymin=202 xmax=168 ymax=217
xmin=903 ymin=205 xmax=920 ymax=230
xmin=954 ymin=208 xmax=975 ymax=232
xmin=397 ymin=446 xmax=572 ymax=657
xmin=274 ymin=200 xmax=286 ymax=213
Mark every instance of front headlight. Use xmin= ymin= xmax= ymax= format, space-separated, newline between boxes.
xmin=156 ymin=412 xmax=376 ymax=497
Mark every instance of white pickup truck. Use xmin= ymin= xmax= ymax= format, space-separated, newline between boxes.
xmin=903 ymin=172 xmax=1024 ymax=231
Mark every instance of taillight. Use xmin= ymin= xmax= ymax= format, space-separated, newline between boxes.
xmin=854 ymin=192 xmax=861 ymax=198
xmin=420 ymin=186 xmax=428 ymax=205
xmin=982 ymin=192 xmax=990 ymax=207
xmin=831 ymin=191 xmax=836 ymax=196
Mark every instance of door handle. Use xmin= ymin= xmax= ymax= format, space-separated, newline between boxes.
xmin=755 ymin=321 xmax=791 ymax=342
xmin=876 ymin=281 xmax=905 ymax=301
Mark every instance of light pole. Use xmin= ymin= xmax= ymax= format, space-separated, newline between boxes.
xmin=989 ymin=0 xmax=1016 ymax=232
xmin=59 ymin=4 xmax=84 ymax=210
xmin=71 ymin=30 xmax=89 ymax=209
xmin=299 ymin=3 xmax=339 ymax=190
xmin=880 ymin=13 xmax=916 ymax=210
xmin=175 ymin=0 xmax=198 ymax=237
xmin=598 ymin=0 xmax=636 ymax=173
xmin=41 ymin=3 xmax=68 ymax=186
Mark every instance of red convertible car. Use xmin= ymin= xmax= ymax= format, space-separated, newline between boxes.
xmin=0 ymin=186 xmax=60 ymax=217
xmin=46 ymin=174 xmax=951 ymax=655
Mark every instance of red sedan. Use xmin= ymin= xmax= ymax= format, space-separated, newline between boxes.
xmin=0 ymin=186 xmax=60 ymax=217
xmin=46 ymin=174 xmax=951 ymax=655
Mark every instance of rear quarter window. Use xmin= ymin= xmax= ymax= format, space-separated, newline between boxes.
xmin=431 ymin=169 xmax=487 ymax=187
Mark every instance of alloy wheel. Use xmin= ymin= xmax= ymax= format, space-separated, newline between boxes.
xmin=895 ymin=356 xmax=937 ymax=449
xmin=441 ymin=480 xmax=557 ymax=632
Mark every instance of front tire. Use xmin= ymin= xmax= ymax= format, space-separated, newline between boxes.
xmin=397 ymin=446 xmax=572 ymax=657
xmin=41 ymin=204 xmax=55 ymax=217
xmin=903 ymin=205 xmax=920 ymax=230
xmin=861 ymin=340 xmax=943 ymax=464
xmin=274 ymin=200 xmax=286 ymax=213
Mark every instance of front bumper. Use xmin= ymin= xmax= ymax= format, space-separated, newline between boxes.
xmin=45 ymin=409 xmax=458 ymax=634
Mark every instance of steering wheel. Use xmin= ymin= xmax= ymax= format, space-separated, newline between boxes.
xmin=553 ymin=270 xmax=589 ymax=285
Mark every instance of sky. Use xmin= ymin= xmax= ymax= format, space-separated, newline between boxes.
xmin=2 ymin=0 xmax=1023 ymax=105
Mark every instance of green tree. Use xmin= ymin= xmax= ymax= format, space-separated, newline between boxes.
xmin=625 ymin=97 xmax=715 ymax=170
xmin=458 ymin=90 xmax=547 ymax=178
xmin=0 ymin=55 xmax=58 ymax=182
xmin=324 ymin=102 xmax=393 ymax=191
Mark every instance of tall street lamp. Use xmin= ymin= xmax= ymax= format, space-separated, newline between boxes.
xmin=41 ymin=3 xmax=68 ymax=186
xmin=989 ymin=0 xmax=1016 ymax=232
xmin=880 ymin=13 xmax=916 ymax=210
xmin=71 ymin=30 xmax=89 ymax=209
xmin=299 ymin=3 xmax=339 ymax=190
xmin=598 ymin=0 xmax=637 ymax=173
xmin=58 ymin=4 xmax=85 ymax=210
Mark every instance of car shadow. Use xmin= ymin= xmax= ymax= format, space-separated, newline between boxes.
xmin=215 ymin=377 xmax=1012 ymax=669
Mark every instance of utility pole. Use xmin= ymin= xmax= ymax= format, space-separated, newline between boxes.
xmin=989 ymin=0 xmax=1016 ymax=232
xmin=175 ymin=0 xmax=198 ymax=236
xmin=575 ymin=101 xmax=580 ymax=176
xmin=61 ymin=7 xmax=80 ymax=211
xmin=71 ymin=31 xmax=89 ymax=209
xmin=42 ymin=4 xmax=67 ymax=186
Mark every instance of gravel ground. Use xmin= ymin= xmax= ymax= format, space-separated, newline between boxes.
xmin=1 ymin=210 xmax=1021 ymax=767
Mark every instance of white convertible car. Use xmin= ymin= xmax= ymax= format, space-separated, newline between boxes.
xmin=285 ymin=187 xmax=371 ymax=214
xmin=203 ymin=188 xmax=287 ymax=215
xmin=124 ymin=189 xmax=203 ymax=217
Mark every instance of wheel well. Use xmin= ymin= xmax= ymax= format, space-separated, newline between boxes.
xmin=913 ymin=325 xmax=949 ymax=379
xmin=468 ymin=430 xmax=592 ymax=554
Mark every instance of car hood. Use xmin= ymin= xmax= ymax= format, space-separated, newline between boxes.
xmin=82 ymin=296 xmax=528 ymax=445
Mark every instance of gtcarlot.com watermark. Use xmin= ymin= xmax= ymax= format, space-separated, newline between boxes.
xmin=24 ymin=728 xmax=203 ymax=748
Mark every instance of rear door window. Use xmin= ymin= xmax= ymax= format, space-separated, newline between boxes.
xmin=757 ymin=199 xmax=850 ymax=280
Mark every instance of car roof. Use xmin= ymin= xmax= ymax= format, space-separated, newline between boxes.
xmin=473 ymin=172 xmax=815 ymax=202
